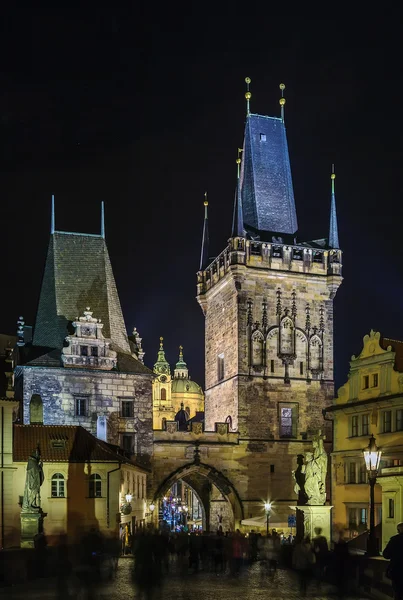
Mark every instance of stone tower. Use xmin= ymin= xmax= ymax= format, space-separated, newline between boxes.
xmin=197 ymin=84 xmax=343 ymax=444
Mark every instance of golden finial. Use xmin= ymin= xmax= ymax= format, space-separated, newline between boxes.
xmin=204 ymin=191 xmax=208 ymax=207
xmin=331 ymin=164 xmax=336 ymax=193
xmin=245 ymin=77 xmax=251 ymax=115
xmin=279 ymin=83 xmax=286 ymax=122
xmin=159 ymin=336 xmax=164 ymax=349
xmin=236 ymin=148 xmax=243 ymax=178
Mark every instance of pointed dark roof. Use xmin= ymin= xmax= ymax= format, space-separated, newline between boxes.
xmin=329 ymin=172 xmax=340 ymax=249
xmin=231 ymin=180 xmax=244 ymax=237
xmin=240 ymin=114 xmax=297 ymax=236
xmin=199 ymin=200 xmax=209 ymax=270
xmin=33 ymin=232 xmax=130 ymax=353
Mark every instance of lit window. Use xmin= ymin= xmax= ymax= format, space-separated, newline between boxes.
xmin=383 ymin=411 xmax=392 ymax=433
xmin=351 ymin=415 xmax=359 ymax=437
xmin=121 ymin=401 xmax=134 ymax=418
xmin=362 ymin=414 xmax=369 ymax=436
xmin=89 ymin=474 xmax=102 ymax=498
xmin=260 ymin=133 xmax=266 ymax=141
xmin=279 ymin=403 xmax=298 ymax=437
xmin=396 ymin=409 xmax=403 ymax=431
xmin=389 ymin=498 xmax=395 ymax=518
xmin=51 ymin=473 xmax=65 ymax=498
xmin=360 ymin=508 xmax=367 ymax=525
xmin=363 ymin=375 xmax=369 ymax=390
xmin=217 ymin=354 xmax=225 ymax=382
xmin=75 ymin=397 xmax=87 ymax=417
xmin=372 ymin=373 xmax=379 ymax=388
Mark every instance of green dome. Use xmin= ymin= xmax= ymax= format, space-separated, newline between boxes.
xmin=172 ymin=378 xmax=203 ymax=395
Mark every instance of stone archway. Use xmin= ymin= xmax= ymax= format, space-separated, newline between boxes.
xmin=153 ymin=462 xmax=244 ymax=532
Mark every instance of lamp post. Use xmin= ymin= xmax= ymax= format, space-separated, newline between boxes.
xmin=363 ymin=434 xmax=382 ymax=556
xmin=264 ymin=501 xmax=272 ymax=537
xmin=125 ymin=493 xmax=132 ymax=504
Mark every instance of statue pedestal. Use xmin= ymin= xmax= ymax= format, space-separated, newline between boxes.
xmin=20 ymin=510 xmax=45 ymax=548
xmin=289 ymin=505 xmax=333 ymax=542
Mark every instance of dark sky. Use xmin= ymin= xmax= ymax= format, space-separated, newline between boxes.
xmin=2 ymin=7 xmax=403 ymax=390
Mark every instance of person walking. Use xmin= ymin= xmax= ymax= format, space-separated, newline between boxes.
xmin=292 ymin=536 xmax=316 ymax=596
xmin=383 ymin=522 xmax=403 ymax=600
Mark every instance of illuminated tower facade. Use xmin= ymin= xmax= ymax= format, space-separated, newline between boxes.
xmin=197 ymin=82 xmax=343 ymax=446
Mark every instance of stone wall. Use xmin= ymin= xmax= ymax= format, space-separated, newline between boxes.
xmin=17 ymin=367 xmax=153 ymax=461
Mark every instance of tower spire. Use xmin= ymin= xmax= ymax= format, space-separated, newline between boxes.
xmin=329 ymin=164 xmax=340 ymax=249
xmin=279 ymin=83 xmax=286 ymax=122
xmin=101 ymin=201 xmax=105 ymax=239
xmin=232 ymin=149 xmax=244 ymax=237
xmin=245 ymin=77 xmax=251 ymax=116
xmin=153 ymin=336 xmax=170 ymax=375
xmin=199 ymin=192 xmax=209 ymax=270
xmin=51 ymin=194 xmax=55 ymax=234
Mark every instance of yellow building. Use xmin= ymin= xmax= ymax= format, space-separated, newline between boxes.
xmin=324 ymin=330 xmax=403 ymax=546
xmin=8 ymin=423 xmax=149 ymax=547
xmin=152 ymin=339 xmax=204 ymax=430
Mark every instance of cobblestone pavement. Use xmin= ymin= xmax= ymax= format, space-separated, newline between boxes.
xmin=3 ymin=557 xmax=370 ymax=599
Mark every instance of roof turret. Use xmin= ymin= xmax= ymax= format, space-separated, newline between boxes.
xmin=153 ymin=337 xmax=170 ymax=376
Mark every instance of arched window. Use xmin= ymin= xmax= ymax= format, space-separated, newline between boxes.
xmin=161 ymin=388 xmax=167 ymax=401
xmin=51 ymin=473 xmax=65 ymax=498
xmin=89 ymin=473 xmax=102 ymax=498
xmin=225 ymin=415 xmax=233 ymax=431
xmin=251 ymin=331 xmax=264 ymax=367
xmin=30 ymin=395 xmax=43 ymax=424
xmin=280 ymin=317 xmax=294 ymax=355
xmin=310 ymin=336 xmax=322 ymax=371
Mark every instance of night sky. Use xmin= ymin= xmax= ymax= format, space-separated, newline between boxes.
xmin=2 ymin=8 xmax=403 ymax=391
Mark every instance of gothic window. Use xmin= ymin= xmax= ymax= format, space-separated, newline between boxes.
xmin=251 ymin=331 xmax=264 ymax=367
xmin=75 ymin=396 xmax=87 ymax=417
xmin=266 ymin=328 xmax=278 ymax=372
xmin=160 ymin=388 xmax=167 ymax=401
xmin=51 ymin=473 xmax=65 ymax=498
xmin=309 ymin=336 xmax=322 ymax=371
xmin=280 ymin=317 xmax=294 ymax=355
xmin=30 ymin=394 xmax=43 ymax=424
xmin=217 ymin=354 xmax=225 ymax=382
xmin=89 ymin=474 xmax=102 ymax=498
xmin=279 ymin=402 xmax=298 ymax=438
xmin=225 ymin=415 xmax=232 ymax=430
xmin=121 ymin=400 xmax=134 ymax=418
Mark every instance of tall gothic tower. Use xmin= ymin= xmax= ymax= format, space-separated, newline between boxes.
xmin=197 ymin=82 xmax=342 ymax=444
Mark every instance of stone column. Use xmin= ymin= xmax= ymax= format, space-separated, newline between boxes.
xmin=289 ymin=505 xmax=333 ymax=542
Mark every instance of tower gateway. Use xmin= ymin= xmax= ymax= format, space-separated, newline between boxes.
xmin=196 ymin=82 xmax=342 ymax=514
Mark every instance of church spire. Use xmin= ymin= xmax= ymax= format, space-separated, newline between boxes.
xmin=174 ymin=345 xmax=189 ymax=379
xmin=199 ymin=192 xmax=209 ymax=270
xmin=153 ymin=337 xmax=170 ymax=375
xmin=232 ymin=149 xmax=244 ymax=237
xmin=329 ymin=165 xmax=340 ymax=249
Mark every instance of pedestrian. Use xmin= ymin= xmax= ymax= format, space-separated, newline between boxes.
xmin=383 ymin=522 xmax=403 ymax=600
xmin=292 ymin=536 xmax=315 ymax=596
xmin=312 ymin=526 xmax=328 ymax=586
xmin=333 ymin=529 xmax=349 ymax=598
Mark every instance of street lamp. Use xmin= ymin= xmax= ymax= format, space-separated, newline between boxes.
xmin=363 ymin=434 xmax=382 ymax=556
xmin=149 ymin=502 xmax=155 ymax=513
xmin=125 ymin=492 xmax=133 ymax=504
xmin=264 ymin=501 xmax=272 ymax=537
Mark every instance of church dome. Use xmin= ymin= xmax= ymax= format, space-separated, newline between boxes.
xmin=171 ymin=378 xmax=203 ymax=395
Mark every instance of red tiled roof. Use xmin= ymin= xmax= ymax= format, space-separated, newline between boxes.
xmin=13 ymin=424 xmax=137 ymax=465
xmin=381 ymin=337 xmax=403 ymax=373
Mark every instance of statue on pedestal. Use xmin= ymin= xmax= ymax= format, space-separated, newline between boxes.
xmin=22 ymin=446 xmax=44 ymax=511
xmin=292 ymin=430 xmax=328 ymax=506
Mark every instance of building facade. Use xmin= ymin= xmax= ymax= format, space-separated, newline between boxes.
xmin=324 ymin=330 xmax=403 ymax=546
xmin=14 ymin=208 xmax=154 ymax=465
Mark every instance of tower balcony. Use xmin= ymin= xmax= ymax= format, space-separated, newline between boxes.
xmin=197 ymin=237 xmax=342 ymax=295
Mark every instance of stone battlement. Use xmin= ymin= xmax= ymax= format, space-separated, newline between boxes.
xmin=197 ymin=237 xmax=342 ymax=295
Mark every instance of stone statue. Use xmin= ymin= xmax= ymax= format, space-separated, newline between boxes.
xmin=22 ymin=446 xmax=44 ymax=511
xmin=304 ymin=430 xmax=327 ymax=505
xmin=292 ymin=454 xmax=308 ymax=505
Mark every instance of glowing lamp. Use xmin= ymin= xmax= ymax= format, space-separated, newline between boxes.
xmin=363 ymin=435 xmax=381 ymax=476
xmin=125 ymin=493 xmax=132 ymax=503
xmin=149 ymin=502 xmax=155 ymax=512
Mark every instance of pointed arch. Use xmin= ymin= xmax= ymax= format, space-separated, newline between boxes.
xmin=309 ymin=334 xmax=323 ymax=372
xmin=266 ymin=327 xmax=279 ymax=374
xmin=251 ymin=330 xmax=264 ymax=367
xmin=280 ymin=316 xmax=294 ymax=355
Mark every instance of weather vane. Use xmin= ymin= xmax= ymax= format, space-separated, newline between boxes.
xmin=245 ymin=77 xmax=251 ymax=115
xmin=279 ymin=83 xmax=286 ymax=122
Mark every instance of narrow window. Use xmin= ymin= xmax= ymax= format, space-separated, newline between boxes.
xmin=372 ymin=373 xmax=379 ymax=388
xmin=30 ymin=394 xmax=43 ymax=424
xmin=389 ymin=498 xmax=395 ymax=518
xmin=75 ymin=397 xmax=87 ymax=417
xmin=349 ymin=462 xmax=357 ymax=483
xmin=383 ymin=410 xmax=392 ymax=433
xmin=121 ymin=401 xmax=134 ymax=418
xmin=359 ymin=463 xmax=367 ymax=483
xmin=363 ymin=375 xmax=369 ymax=389
xmin=270 ymin=360 xmax=274 ymax=373
xmin=360 ymin=508 xmax=367 ymax=525
xmin=122 ymin=434 xmax=133 ymax=454
xmin=160 ymin=388 xmax=167 ymax=401
xmin=162 ymin=417 xmax=167 ymax=430
xmin=260 ymin=133 xmax=266 ymax=141
xmin=348 ymin=507 xmax=357 ymax=529
xmin=51 ymin=473 xmax=65 ymax=498
xmin=361 ymin=414 xmax=369 ymax=436
xmin=91 ymin=346 xmax=98 ymax=357
xmin=80 ymin=346 xmax=88 ymax=357
xmin=351 ymin=415 xmax=359 ymax=437
xmin=396 ymin=409 xmax=403 ymax=431
xmin=217 ymin=354 xmax=225 ymax=382
xmin=89 ymin=474 xmax=102 ymax=498
xmin=300 ymin=361 xmax=304 ymax=375
xmin=279 ymin=403 xmax=298 ymax=437
xmin=270 ymin=464 xmax=275 ymax=473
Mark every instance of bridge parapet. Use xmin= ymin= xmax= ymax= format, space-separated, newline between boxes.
xmin=153 ymin=426 xmax=239 ymax=445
